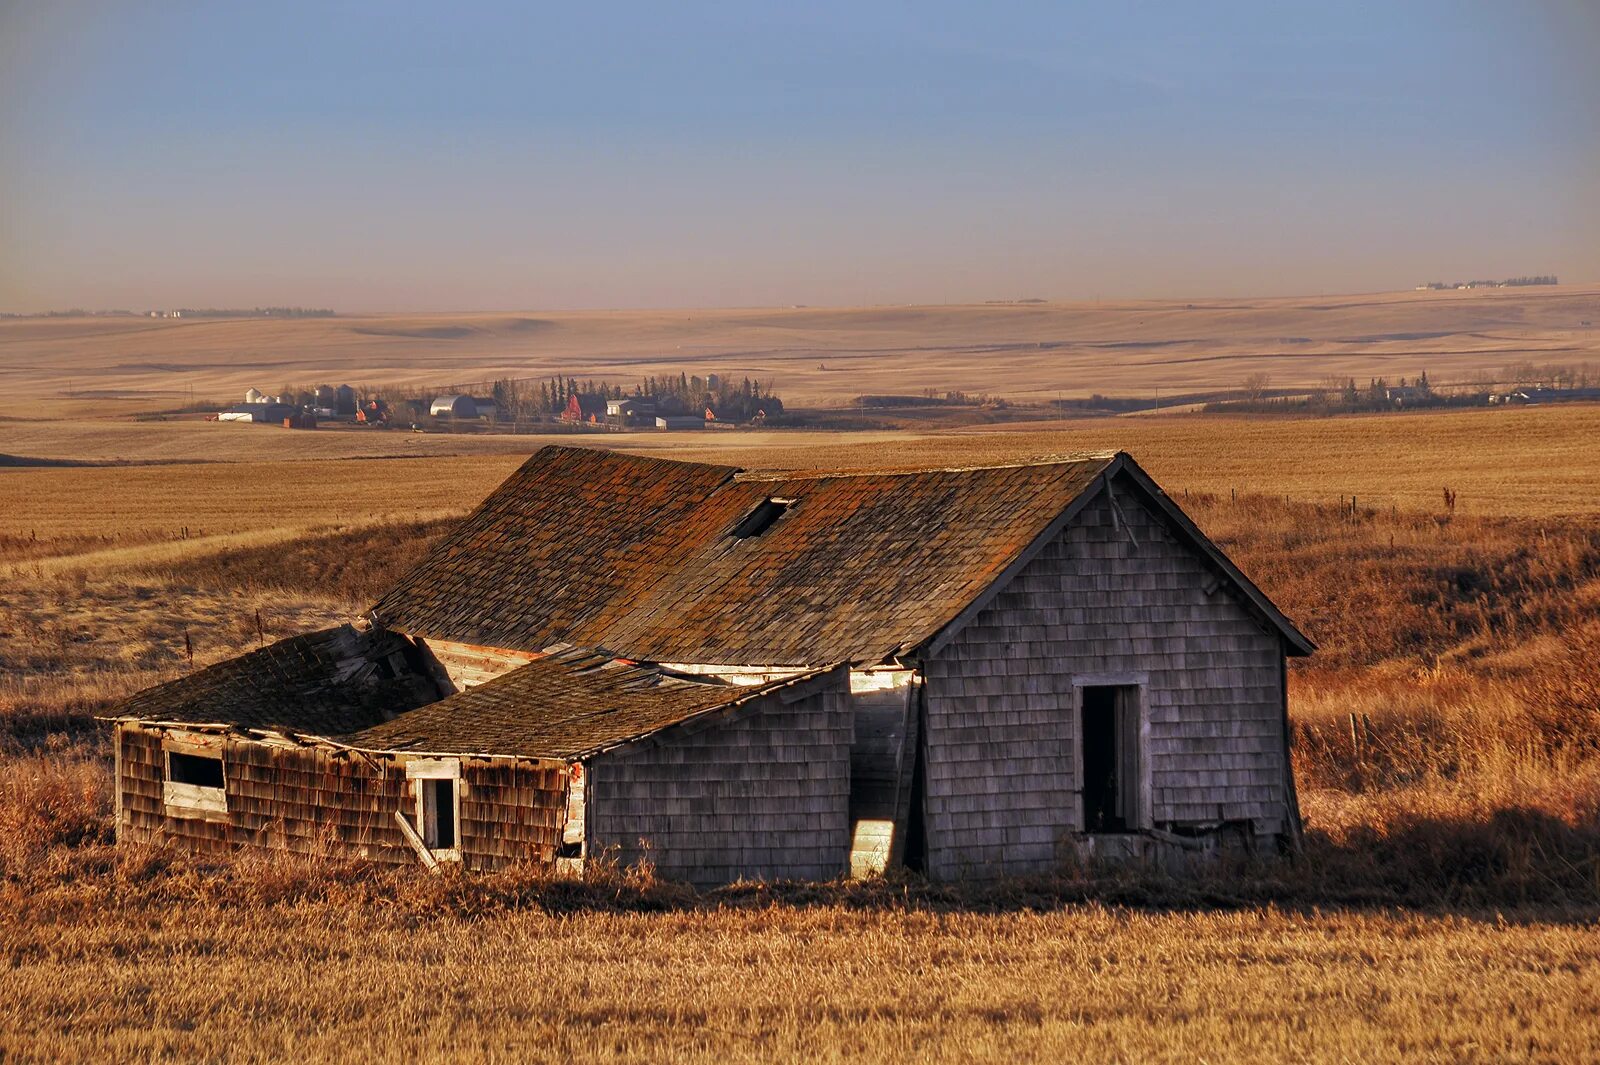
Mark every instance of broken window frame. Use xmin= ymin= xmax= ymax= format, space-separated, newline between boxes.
xmin=161 ymin=735 xmax=228 ymax=819
xmin=406 ymin=758 xmax=463 ymax=862
xmin=1072 ymin=676 xmax=1152 ymax=835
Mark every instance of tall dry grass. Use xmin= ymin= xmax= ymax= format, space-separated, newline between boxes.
xmin=3 ymin=482 xmax=1600 ymax=1060
xmin=2 ymin=887 xmax=1594 ymax=1064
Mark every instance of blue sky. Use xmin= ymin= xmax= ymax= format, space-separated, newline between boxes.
xmin=2 ymin=1 xmax=1595 ymax=310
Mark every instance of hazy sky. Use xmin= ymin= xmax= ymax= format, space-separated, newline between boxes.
xmin=2 ymin=1 xmax=1596 ymax=311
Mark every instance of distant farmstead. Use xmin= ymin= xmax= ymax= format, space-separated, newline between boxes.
xmin=217 ymin=402 xmax=298 ymax=424
xmin=561 ymin=394 xmax=606 ymax=424
xmin=429 ymin=395 xmax=479 ymax=419
xmin=606 ymin=396 xmax=655 ymax=427
xmin=105 ymin=446 xmax=1312 ymax=885
xmin=220 ymin=383 xmax=358 ymax=426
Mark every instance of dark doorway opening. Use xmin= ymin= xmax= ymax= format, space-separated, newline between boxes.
xmin=901 ymin=695 xmax=929 ymax=874
xmin=1081 ymin=685 xmax=1140 ymax=833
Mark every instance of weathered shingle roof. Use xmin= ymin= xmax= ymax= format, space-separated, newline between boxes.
xmin=371 ymin=446 xmax=1116 ymax=665
xmin=339 ymin=651 xmax=838 ymax=759
xmin=104 ymin=625 xmax=439 ymax=734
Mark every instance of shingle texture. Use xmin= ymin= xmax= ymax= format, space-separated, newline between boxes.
xmin=587 ymin=674 xmax=853 ymax=887
xmin=372 ymin=445 xmax=1115 ymax=665
xmin=342 ymin=651 xmax=830 ymax=759
xmin=922 ymin=484 xmax=1288 ymax=878
xmin=106 ymin=625 xmax=437 ymax=735
xmin=116 ymin=725 xmax=568 ymax=871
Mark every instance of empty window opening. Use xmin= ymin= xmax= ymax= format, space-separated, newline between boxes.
xmin=1081 ymin=685 xmax=1142 ymax=833
xmin=420 ymin=777 xmax=457 ymax=851
xmin=167 ymin=750 xmax=224 ymax=789
xmin=163 ymin=746 xmax=227 ymax=817
xmin=730 ymin=498 xmax=793 ymax=539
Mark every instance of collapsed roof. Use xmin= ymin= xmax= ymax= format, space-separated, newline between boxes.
xmin=104 ymin=626 xmax=837 ymax=761
xmin=340 ymin=650 xmax=837 ymax=760
xmin=105 ymin=624 xmax=437 ymax=735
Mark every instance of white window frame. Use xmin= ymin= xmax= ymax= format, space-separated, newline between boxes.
xmin=162 ymin=735 xmax=228 ymax=819
xmin=1071 ymin=674 xmax=1153 ymax=834
xmin=406 ymin=758 xmax=462 ymax=862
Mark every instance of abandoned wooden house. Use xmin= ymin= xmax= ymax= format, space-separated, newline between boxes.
xmin=105 ymin=445 xmax=1313 ymax=884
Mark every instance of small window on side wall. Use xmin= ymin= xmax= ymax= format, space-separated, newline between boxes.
xmin=420 ymin=778 xmax=457 ymax=851
xmin=163 ymin=746 xmax=227 ymax=817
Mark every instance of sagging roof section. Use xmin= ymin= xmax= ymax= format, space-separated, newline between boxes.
xmin=110 ymin=628 xmax=843 ymax=761
xmin=102 ymin=624 xmax=438 ymax=734
xmin=372 ymin=445 xmax=1117 ymax=665
xmin=341 ymin=651 xmax=839 ymax=760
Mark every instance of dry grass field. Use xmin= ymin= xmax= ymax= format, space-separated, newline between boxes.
xmin=2 ymin=895 xmax=1595 ymax=1063
xmin=5 ymin=293 xmax=1600 ymax=1061
xmin=4 ymin=474 xmax=1600 ymax=1060
xmin=4 ymin=405 xmax=1600 ymax=566
xmin=3 ymin=285 xmax=1598 ymax=414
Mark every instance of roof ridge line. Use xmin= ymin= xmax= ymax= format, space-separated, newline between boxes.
xmin=733 ymin=451 xmax=1121 ymax=481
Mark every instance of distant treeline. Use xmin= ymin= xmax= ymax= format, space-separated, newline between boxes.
xmin=345 ymin=372 xmax=786 ymax=425
xmin=1420 ymin=276 xmax=1557 ymax=290
xmin=177 ymin=307 xmax=336 ymax=318
xmin=1 ymin=306 xmax=337 ymax=319
xmin=854 ymin=390 xmax=1004 ymax=408
xmin=1204 ymin=364 xmax=1600 ymax=415
xmin=490 ymin=373 xmax=784 ymax=422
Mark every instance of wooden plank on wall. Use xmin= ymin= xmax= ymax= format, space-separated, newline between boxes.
xmin=393 ymin=809 xmax=440 ymax=872
xmin=164 ymin=781 xmax=228 ymax=818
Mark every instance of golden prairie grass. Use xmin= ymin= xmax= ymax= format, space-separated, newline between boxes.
xmin=5 ymin=403 xmax=1600 ymax=557
xmin=5 ymin=411 xmax=1600 ymax=1060
xmin=0 ymin=575 xmax=351 ymax=752
xmin=1 ymin=885 xmax=1597 ymax=1064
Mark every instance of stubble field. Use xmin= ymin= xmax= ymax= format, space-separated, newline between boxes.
xmin=3 ymin=294 xmax=1600 ymax=1062
xmin=4 ymin=285 xmax=1599 ymax=415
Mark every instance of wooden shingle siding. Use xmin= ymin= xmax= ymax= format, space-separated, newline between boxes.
xmin=586 ymin=678 xmax=852 ymax=887
xmin=922 ymin=477 xmax=1287 ymax=879
xmin=116 ymin=724 xmax=566 ymax=871
xmin=456 ymin=759 xmax=568 ymax=868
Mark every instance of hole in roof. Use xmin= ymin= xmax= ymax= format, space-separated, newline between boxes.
xmin=730 ymin=498 xmax=793 ymax=539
